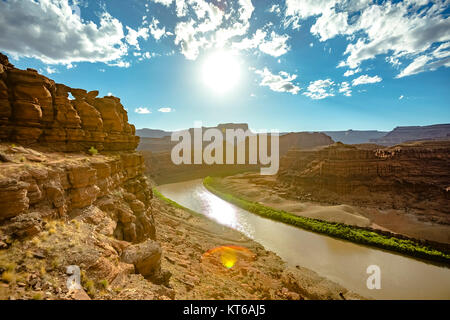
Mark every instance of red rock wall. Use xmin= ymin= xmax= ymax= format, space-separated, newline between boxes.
xmin=278 ymin=141 xmax=450 ymax=218
xmin=0 ymin=53 xmax=139 ymax=152
xmin=0 ymin=53 xmax=154 ymax=244
xmin=0 ymin=152 xmax=154 ymax=242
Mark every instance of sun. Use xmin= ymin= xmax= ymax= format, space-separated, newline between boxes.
xmin=202 ymin=51 xmax=241 ymax=94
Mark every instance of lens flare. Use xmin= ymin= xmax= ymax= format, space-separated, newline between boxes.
xmin=221 ymin=247 xmax=238 ymax=269
xmin=202 ymin=245 xmax=254 ymax=269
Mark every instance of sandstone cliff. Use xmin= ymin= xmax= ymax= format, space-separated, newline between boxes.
xmin=370 ymin=124 xmax=450 ymax=146
xmin=324 ymin=130 xmax=387 ymax=144
xmin=138 ymin=128 xmax=334 ymax=184
xmin=277 ymin=141 xmax=450 ymax=224
xmin=279 ymin=132 xmax=334 ymax=156
xmin=0 ymin=53 xmax=139 ymax=152
xmin=0 ymin=53 xmax=171 ymax=299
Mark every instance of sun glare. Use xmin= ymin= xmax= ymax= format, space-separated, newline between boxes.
xmin=202 ymin=51 xmax=241 ymax=94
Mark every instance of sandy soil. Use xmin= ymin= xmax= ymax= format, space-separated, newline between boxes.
xmin=216 ymin=173 xmax=450 ymax=244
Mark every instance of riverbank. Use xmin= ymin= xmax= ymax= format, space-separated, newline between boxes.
xmin=215 ymin=173 xmax=450 ymax=244
xmin=153 ymin=188 xmax=364 ymax=300
xmin=203 ymin=177 xmax=450 ymax=264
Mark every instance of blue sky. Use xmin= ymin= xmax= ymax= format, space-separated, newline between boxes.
xmin=1 ymin=0 xmax=449 ymax=132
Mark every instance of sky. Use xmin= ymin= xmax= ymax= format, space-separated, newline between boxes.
xmin=0 ymin=0 xmax=449 ymax=132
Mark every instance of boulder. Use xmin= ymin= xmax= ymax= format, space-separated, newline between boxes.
xmin=0 ymin=179 xmax=29 ymax=219
xmin=121 ymin=239 xmax=162 ymax=279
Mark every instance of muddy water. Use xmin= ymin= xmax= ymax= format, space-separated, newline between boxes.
xmin=158 ymin=179 xmax=450 ymax=300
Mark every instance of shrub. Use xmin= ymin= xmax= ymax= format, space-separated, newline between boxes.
xmin=32 ymin=293 xmax=43 ymax=300
xmin=98 ymin=279 xmax=109 ymax=289
xmin=84 ymin=280 xmax=96 ymax=296
xmin=1 ymin=271 xmax=15 ymax=283
xmin=88 ymin=146 xmax=98 ymax=156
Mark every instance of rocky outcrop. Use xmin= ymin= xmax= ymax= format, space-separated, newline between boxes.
xmin=324 ymin=130 xmax=387 ymax=145
xmin=370 ymin=124 xmax=450 ymax=146
xmin=0 ymin=145 xmax=154 ymax=243
xmin=138 ymin=128 xmax=334 ymax=184
xmin=279 ymin=132 xmax=334 ymax=156
xmin=0 ymin=53 xmax=164 ymax=293
xmin=136 ymin=129 xmax=172 ymax=139
xmin=278 ymin=141 xmax=450 ymax=223
xmin=0 ymin=53 xmax=139 ymax=152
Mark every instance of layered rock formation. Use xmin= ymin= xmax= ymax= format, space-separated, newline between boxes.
xmin=278 ymin=141 xmax=450 ymax=223
xmin=0 ymin=53 xmax=139 ymax=152
xmin=0 ymin=53 xmax=166 ymax=296
xmin=0 ymin=149 xmax=155 ymax=243
xmin=370 ymin=124 xmax=450 ymax=146
xmin=324 ymin=130 xmax=387 ymax=145
xmin=136 ymin=128 xmax=172 ymax=139
xmin=138 ymin=127 xmax=334 ymax=184
xmin=279 ymin=132 xmax=333 ymax=156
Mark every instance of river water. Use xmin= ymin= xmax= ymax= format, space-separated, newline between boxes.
xmin=158 ymin=179 xmax=450 ymax=300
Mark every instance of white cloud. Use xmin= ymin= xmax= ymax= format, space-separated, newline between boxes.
xmin=269 ymin=4 xmax=281 ymax=14
xmin=152 ymin=0 xmax=173 ymax=6
xmin=142 ymin=52 xmax=153 ymax=60
xmin=125 ymin=26 xmax=149 ymax=50
xmin=352 ymin=74 xmax=382 ymax=86
xmin=45 ymin=66 xmax=58 ymax=74
xmin=232 ymin=29 xmax=266 ymax=51
xmin=0 ymin=0 xmax=128 ymax=65
xmin=107 ymin=60 xmax=131 ymax=68
xmin=343 ymin=67 xmax=361 ymax=77
xmin=174 ymin=19 xmax=206 ymax=60
xmin=285 ymin=0 xmax=340 ymax=20
xmin=158 ymin=107 xmax=174 ymax=113
xmin=233 ymin=30 xmax=290 ymax=57
xmin=286 ymin=0 xmax=450 ymax=78
xmin=149 ymin=18 xmax=169 ymax=40
xmin=311 ymin=9 xmax=353 ymax=42
xmin=396 ymin=44 xmax=450 ymax=78
xmin=339 ymin=81 xmax=352 ymax=97
xmin=259 ymin=32 xmax=290 ymax=57
xmin=303 ymin=79 xmax=335 ymax=100
xmin=255 ymin=67 xmax=301 ymax=95
xmin=172 ymin=0 xmax=255 ymax=60
xmin=238 ymin=0 xmax=255 ymax=23
xmin=135 ymin=107 xmax=152 ymax=114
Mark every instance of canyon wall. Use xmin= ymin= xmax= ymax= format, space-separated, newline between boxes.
xmin=139 ymin=129 xmax=334 ymax=184
xmin=370 ymin=124 xmax=450 ymax=146
xmin=278 ymin=141 xmax=450 ymax=223
xmin=0 ymin=53 xmax=167 ymax=290
xmin=279 ymin=132 xmax=333 ymax=156
xmin=0 ymin=53 xmax=139 ymax=152
xmin=0 ymin=52 xmax=153 ymax=240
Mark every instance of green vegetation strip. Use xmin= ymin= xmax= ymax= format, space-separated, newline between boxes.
xmin=203 ymin=176 xmax=450 ymax=264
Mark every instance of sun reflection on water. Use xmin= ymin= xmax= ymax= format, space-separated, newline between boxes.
xmin=199 ymin=190 xmax=239 ymax=228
